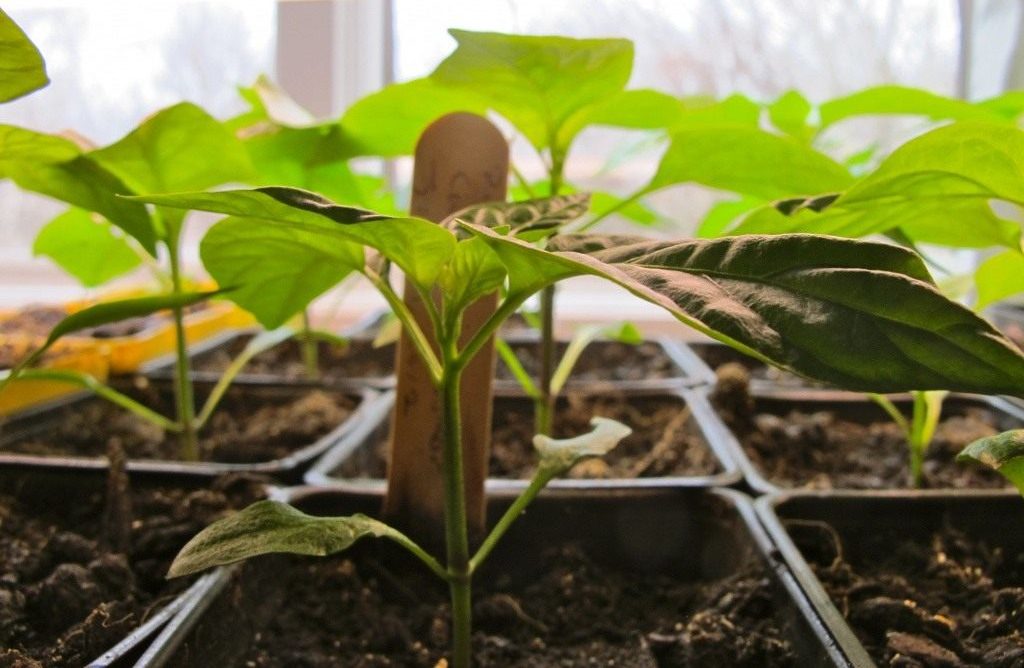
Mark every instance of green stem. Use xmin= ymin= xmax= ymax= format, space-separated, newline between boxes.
xmin=510 ymin=163 xmax=536 ymax=198
xmin=386 ymin=531 xmax=449 ymax=583
xmin=365 ymin=270 xmax=443 ymax=384
xmin=440 ymin=350 xmax=471 ymax=668
xmin=470 ymin=468 xmax=553 ymax=574
xmin=494 ymin=338 xmax=541 ymax=399
xmin=300 ymin=309 xmax=320 ymax=380
xmin=536 ymin=285 xmax=555 ymax=436
xmin=166 ymin=230 xmax=198 ymax=461
xmin=194 ymin=326 xmax=296 ymax=431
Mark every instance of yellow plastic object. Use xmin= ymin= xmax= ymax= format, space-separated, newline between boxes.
xmin=0 ymin=338 xmax=109 ymax=416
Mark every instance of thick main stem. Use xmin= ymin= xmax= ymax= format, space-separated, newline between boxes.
xmin=441 ymin=356 xmax=472 ymax=668
xmin=167 ymin=233 xmax=198 ymax=461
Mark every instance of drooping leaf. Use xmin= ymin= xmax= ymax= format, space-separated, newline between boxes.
xmin=0 ymin=8 xmax=48 ymax=103
xmin=168 ymin=501 xmax=401 ymax=578
xmin=976 ymin=250 xmax=1024 ymax=311
xmin=340 ymin=77 xmax=488 ymax=157
xmin=8 ymin=155 xmax=157 ymax=253
xmin=431 ymin=30 xmax=633 ymax=151
xmin=200 ymin=216 xmax=361 ymax=328
xmin=33 ymin=208 xmax=141 ymax=287
xmin=957 ymin=430 xmax=1024 ymax=495
xmin=768 ymin=90 xmax=814 ymax=141
xmin=91 ymin=102 xmax=253 ymax=195
xmin=130 ymin=187 xmax=456 ymax=292
xmin=818 ymin=85 xmax=1000 ymax=129
xmin=0 ymin=125 xmax=80 ymax=175
xmin=534 ymin=417 xmax=631 ymax=477
xmin=644 ymin=125 xmax=854 ymax=200
xmin=467 ymin=225 xmax=1024 ymax=397
xmin=4 ymin=290 xmax=222 ymax=382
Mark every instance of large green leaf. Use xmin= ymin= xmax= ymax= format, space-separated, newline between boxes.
xmin=33 ymin=208 xmax=141 ymax=287
xmin=168 ymin=501 xmax=401 ymax=578
xmin=730 ymin=122 xmax=1024 ymax=249
xmin=200 ymin=216 xmax=361 ymax=328
xmin=644 ymin=125 xmax=854 ymax=200
xmin=340 ymin=77 xmax=488 ymax=157
xmin=768 ymin=90 xmax=814 ymax=141
xmin=957 ymin=430 xmax=1024 ymax=495
xmin=8 ymin=155 xmax=157 ymax=253
xmin=467 ymin=225 xmax=1024 ymax=397
xmin=976 ymin=250 xmax=1024 ymax=310
xmin=818 ymin=85 xmax=1000 ymax=129
xmin=556 ymin=88 xmax=684 ymax=146
xmin=438 ymin=236 xmax=506 ymax=317
xmin=674 ymin=94 xmax=762 ymax=128
xmin=431 ymin=30 xmax=633 ymax=151
xmin=130 ymin=187 xmax=456 ymax=292
xmin=0 ymin=125 xmax=80 ymax=175
xmin=448 ymin=192 xmax=590 ymax=240
xmin=0 ymin=8 xmax=47 ymax=103
xmin=91 ymin=102 xmax=252 ymax=194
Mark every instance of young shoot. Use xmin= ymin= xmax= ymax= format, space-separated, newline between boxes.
xmin=867 ymin=390 xmax=949 ymax=487
xmin=133 ymin=186 xmax=1024 ymax=667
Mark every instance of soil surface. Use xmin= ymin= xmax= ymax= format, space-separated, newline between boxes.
xmin=0 ymin=473 xmax=265 ymax=667
xmin=190 ymin=336 xmax=396 ymax=381
xmin=0 ymin=383 xmax=357 ymax=463
xmin=496 ymin=340 xmax=681 ymax=383
xmin=241 ymin=544 xmax=795 ymax=667
xmin=711 ymin=364 xmax=1012 ymax=490
xmin=184 ymin=335 xmax=680 ymax=385
xmin=792 ymin=520 xmax=1024 ymax=667
xmin=336 ymin=393 xmax=719 ymax=480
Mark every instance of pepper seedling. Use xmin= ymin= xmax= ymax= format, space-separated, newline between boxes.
xmin=133 ymin=182 xmax=1024 ymax=666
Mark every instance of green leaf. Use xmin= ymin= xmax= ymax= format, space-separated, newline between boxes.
xmin=557 ymin=88 xmax=684 ymax=145
xmin=431 ymin=30 xmax=633 ymax=151
xmin=0 ymin=8 xmax=48 ymax=103
xmin=732 ymin=122 xmax=1024 ymax=250
xmin=696 ymin=196 xmax=763 ymax=237
xmin=130 ymin=187 xmax=456 ymax=292
xmin=4 ymin=290 xmax=222 ymax=384
xmin=819 ymin=85 xmax=1000 ymax=129
xmin=534 ymin=417 xmax=631 ymax=476
xmin=469 ymin=225 xmax=1024 ymax=396
xmin=645 ymin=126 xmax=854 ymax=200
xmin=168 ymin=501 xmax=400 ymax=578
xmin=589 ymin=191 xmax=660 ymax=227
xmin=674 ymin=93 xmax=762 ymax=128
xmin=768 ymin=90 xmax=814 ymax=141
xmin=976 ymin=250 xmax=1024 ymax=311
xmin=0 ymin=125 xmax=80 ymax=175
xmin=957 ymin=430 xmax=1024 ymax=495
xmin=340 ymin=77 xmax=487 ymax=157
xmin=8 ymin=155 xmax=158 ymax=253
xmin=237 ymin=74 xmax=317 ymax=128
xmin=977 ymin=91 xmax=1024 ymax=121
xmin=33 ymin=209 xmax=141 ymax=287
xmin=438 ymin=237 xmax=506 ymax=316
xmin=91 ymin=102 xmax=252 ymax=194
xmin=200 ymin=216 xmax=361 ymax=328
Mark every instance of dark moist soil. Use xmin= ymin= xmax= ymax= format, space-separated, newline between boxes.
xmin=0 ymin=383 xmax=356 ymax=463
xmin=711 ymin=364 xmax=1010 ymax=490
xmin=337 ymin=393 xmax=717 ymax=480
xmin=496 ymin=340 xmax=681 ymax=383
xmin=190 ymin=336 xmax=396 ymax=381
xmin=791 ymin=521 xmax=1024 ymax=667
xmin=0 ymin=474 xmax=265 ymax=668
xmin=242 ymin=544 xmax=795 ymax=667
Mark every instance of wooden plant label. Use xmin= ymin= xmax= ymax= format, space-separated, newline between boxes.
xmin=383 ymin=112 xmax=508 ymax=543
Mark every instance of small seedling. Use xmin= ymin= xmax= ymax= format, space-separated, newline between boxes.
xmin=867 ymin=390 xmax=949 ymax=487
xmin=134 ymin=184 xmax=1024 ymax=666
